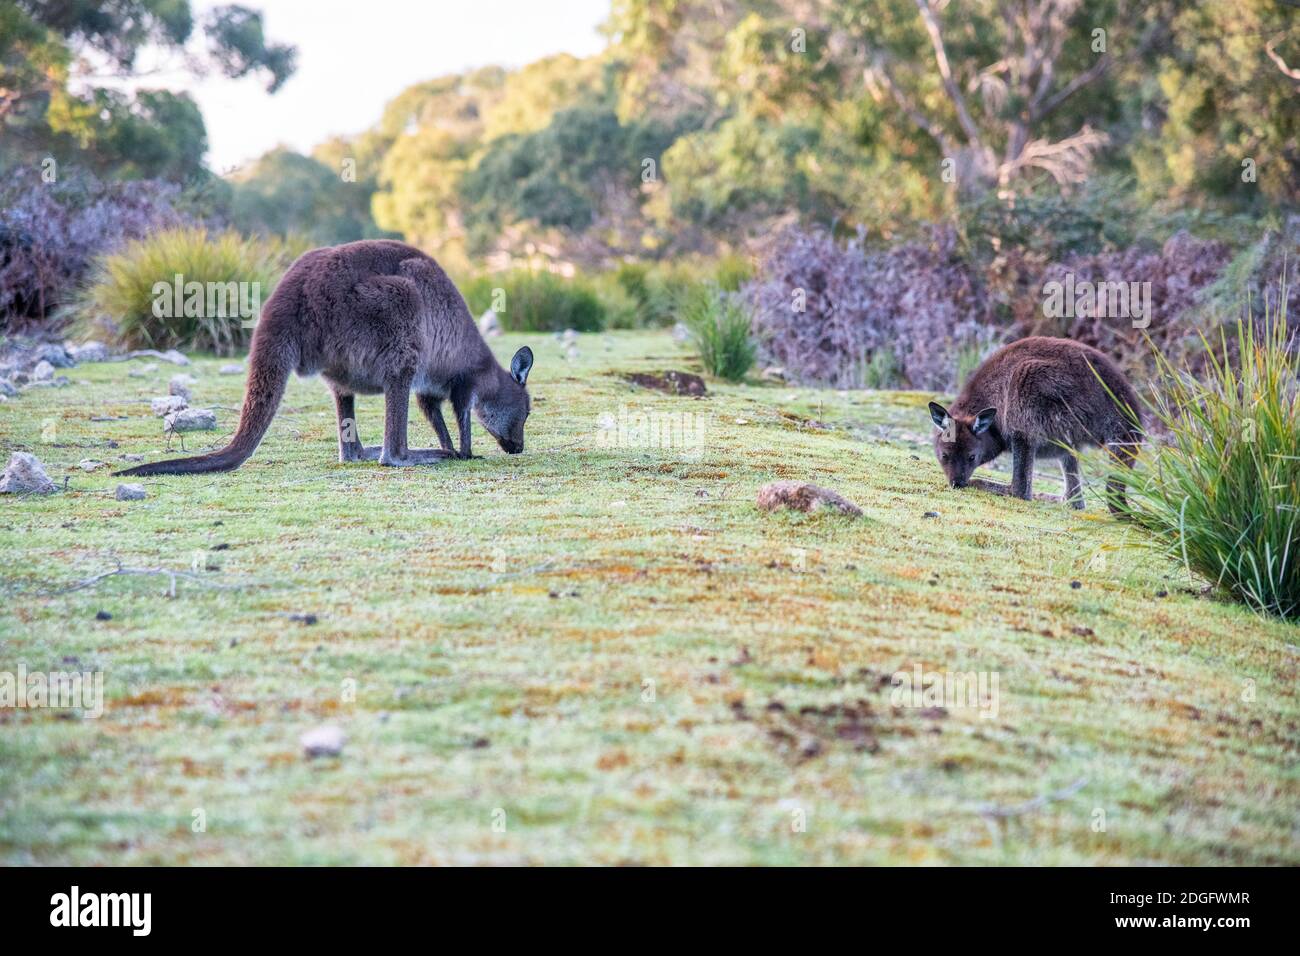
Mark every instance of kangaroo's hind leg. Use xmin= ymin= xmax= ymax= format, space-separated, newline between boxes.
xmin=1061 ymin=453 xmax=1085 ymax=510
xmin=333 ymin=391 xmax=381 ymax=462
xmin=1105 ymin=436 xmax=1140 ymax=516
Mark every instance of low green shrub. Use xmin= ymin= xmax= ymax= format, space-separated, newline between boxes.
xmin=681 ymin=285 xmax=756 ymax=382
xmin=460 ymin=270 xmax=606 ymax=332
xmin=1118 ymin=288 xmax=1298 ymax=620
xmin=79 ymin=228 xmax=305 ymax=354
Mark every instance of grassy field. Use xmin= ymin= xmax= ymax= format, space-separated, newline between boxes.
xmin=1 ymin=330 xmax=1296 ymax=865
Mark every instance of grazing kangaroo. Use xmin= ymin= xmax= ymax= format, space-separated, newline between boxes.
xmin=116 ymin=240 xmax=533 ymax=476
xmin=927 ymin=337 xmax=1141 ymax=513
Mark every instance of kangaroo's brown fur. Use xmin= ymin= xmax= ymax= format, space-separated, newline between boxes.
xmin=927 ymin=336 xmax=1142 ymax=512
xmin=116 ymin=240 xmax=534 ymax=476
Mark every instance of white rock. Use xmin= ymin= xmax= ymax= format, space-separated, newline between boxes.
xmin=671 ymin=322 xmax=690 ymax=345
xmin=115 ymin=483 xmax=147 ymax=501
xmin=32 ymin=360 xmax=54 ymax=382
xmin=300 ymin=725 xmax=345 ymax=758
xmin=478 ymin=310 xmax=502 ymax=338
xmin=219 ymin=364 xmax=245 ymax=375
xmin=68 ymin=341 xmax=112 ymax=363
xmin=78 ymin=459 xmax=106 ymax=472
xmin=561 ymin=328 xmax=579 ymax=344
xmin=169 ymin=373 xmax=197 ymax=400
xmin=151 ymin=395 xmax=188 ymax=416
xmin=165 ymin=408 xmax=216 ymax=432
xmin=0 ymin=452 xmax=57 ymax=495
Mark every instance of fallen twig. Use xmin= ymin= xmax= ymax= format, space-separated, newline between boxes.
xmin=978 ymin=777 xmax=1088 ymax=820
xmin=30 ymin=561 xmax=247 ymax=598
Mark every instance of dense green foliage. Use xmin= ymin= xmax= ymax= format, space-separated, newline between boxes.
xmin=1 ymin=1 xmax=295 ymax=182
xmin=1119 ymin=294 xmax=1299 ymax=620
xmin=80 ymin=228 xmax=306 ymax=354
xmin=460 ymin=270 xmax=609 ymax=333
xmin=682 ymin=285 xmax=757 ymax=381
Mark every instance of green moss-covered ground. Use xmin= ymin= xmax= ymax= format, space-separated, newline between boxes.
xmin=1 ymin=331 xmax=1295 ymax=864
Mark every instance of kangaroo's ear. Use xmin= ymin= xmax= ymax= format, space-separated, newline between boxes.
xmin=972 ymin=407 xmax=997 ymax=435
xmin=510 ymin=346 xmax=534 ymax=386
xmin=928 ymin=402 xmax=950 ymax=429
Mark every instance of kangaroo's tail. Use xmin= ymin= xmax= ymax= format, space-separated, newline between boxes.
xmin=114 ymin=332 xmax=296 ymax=477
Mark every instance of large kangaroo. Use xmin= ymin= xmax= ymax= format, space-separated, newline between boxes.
xmin=927 ymin=337 xmax=1142 ymax=512
xmin=116 ymin=240 xmax=533 ymax=476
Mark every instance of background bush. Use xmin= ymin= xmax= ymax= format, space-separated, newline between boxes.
xmin=1119 ymin=291 xmax=1298 ymax=621
xmin=79 ymin=228 xmax=304 ymax=354
xmin=0 ymin=167 xmax=200 ymax=331
xmin=461 ymin=270 xmax=606 ymax=332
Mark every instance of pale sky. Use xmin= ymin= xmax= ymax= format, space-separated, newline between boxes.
xmin=117 ymin=0 xmax=612 ymax=174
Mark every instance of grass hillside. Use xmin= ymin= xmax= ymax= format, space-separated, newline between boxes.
xmin=1 ymin=331 xmax=1296 ymax=865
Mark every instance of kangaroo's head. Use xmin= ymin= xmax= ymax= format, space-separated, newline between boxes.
xmin=476 ymin=346 xmax=534 ymax=454
xmin=929 ymin=402 xmax=999 ymax=488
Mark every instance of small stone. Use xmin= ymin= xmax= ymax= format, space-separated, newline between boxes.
xmin=289 ymin=612 xmax=318 ymax=625
xmin=68 ymin=341 xmax=112 ymax=363
xmin=0 ymin=379 xmax=18 ymax=397
xmin=561 ymin=328 xmax=578 ymax=344
xmin=671 ymin=322 xmax=690 ymax=345
xmin=1070 ymin=580 xmax=1082 ymax=590
xmin=151 ymin=395 xmax=188 ymax=416
xmin=122 ymin=454 xmax=144 ymax=462
xmin=31 ymin=360 xmax=54 ymax=382
xmin=219 ymin=364 xmax=244 ymax=375
xmin=35 ymin=344 xmax=74 ymax=368
xmin=0 ymin=452 xmax=57 ymax=494
xmin=115 ymin=483 xmax=147 ymax=501
xmin=158 ymin=349 xmax=190 ymax=366
xmin=168 ymin=373 xmax=197 ymax=400
xmin=923 ymin=511 xmax=940 ymax=518
xmin=300 ymin=725 xmax=345 ymax=758
xmin=756 ymin=481 xmax=862 ymax=517
xmin=761 ymin=366 xmax=788 ymax=382
xmin=78 ymin=459 xmax=106 ymax=472
xmin=95 ymin=610 xmax=112 ymax=621
xmin=165 ymin=408 xmax=216 ymax=432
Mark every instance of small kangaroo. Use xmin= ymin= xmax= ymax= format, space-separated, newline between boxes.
xmin=116 ymin=240 xmax=533 ymax=476
xmin=927 ymin=337 xmax=1141 ymax=512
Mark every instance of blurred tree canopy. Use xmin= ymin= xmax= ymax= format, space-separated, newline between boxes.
xmin=1 ymin=0 xmax=295 ymax=181
xmin=5 ymin=0 xmax=1295 ymax=262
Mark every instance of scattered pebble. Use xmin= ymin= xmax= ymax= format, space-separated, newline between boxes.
xmin=95 ymin=610 xmax=112 ymax=621
xmin=169 ymin=373 xmax=197 ymax=400
xmin=1070 ymin=580 xmax=1082 ymax=589
xmin=289 ymin=612 xmax=318 ymax=625
xmin=78 ymin=459 xmax=106 ymax=472
xmin=0 ymin=452 xmax=57 ymax=495
xmin=165 ymin=407 xmax=217 ymax=432
xmin=757 ymin=481 xmax=862 ymax=517
xmin=31 ymin=360 xmax=54 ymax=382
xmin=671 ymin=322 xmax=690 ymax=345
xmin=151 ymin=395 xmax=188 ymax=416
xmin=122 ymin=454 xmax=144 ymax=462
xmin=67 ymin=341 xmax=113 ymax=363
xmin=923 ymin=511 xmax=940 ymax=518
xmin=115 ymin=483 xmax=147 ymax=501
xmin=218 ymin=364 xmax=245 ymax=375
xmin=300 ymin=725 xmax=345 ymax=758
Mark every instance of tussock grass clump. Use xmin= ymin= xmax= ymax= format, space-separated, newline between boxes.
xmin=1120 ymin=291 xmax=1299 ymax=621
xmin=80 ymin=228 xmax=303 ymax=354
xmin=682 ymin=285 xmax=756 ymax=382
xmin=461 ymin=270 xmax=606 ymax=332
